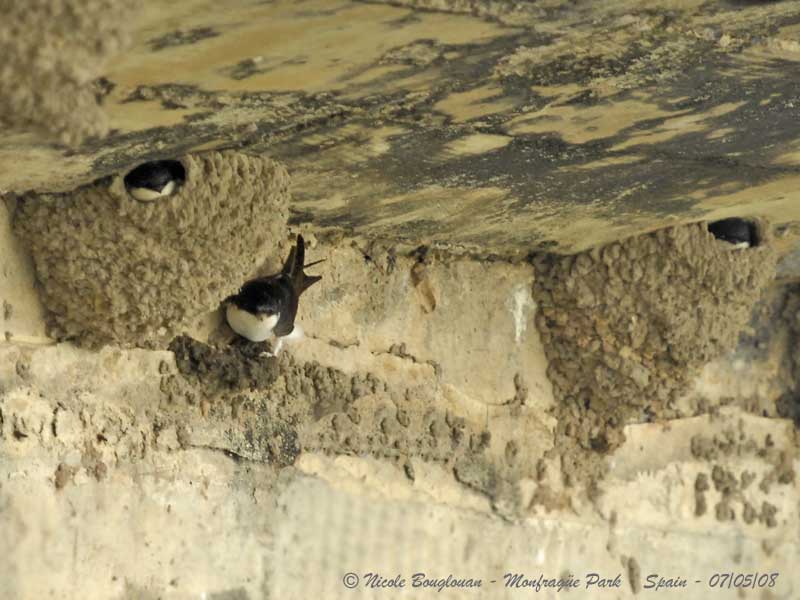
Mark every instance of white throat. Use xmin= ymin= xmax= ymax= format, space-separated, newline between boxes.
xmin=716 ymin=239 xmax=750 ymax=251
xmin=226 ymin=304 xmax=279 ymax=342
xmin=129 ymin=180 xmax=176 ymax=201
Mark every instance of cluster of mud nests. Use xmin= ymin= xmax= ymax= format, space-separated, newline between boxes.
xmin=9 ymin=168 xmax=784 ymax=498
xmin=13 ymin=151 xmax=289 ymax=347
xmin=532 ymin=221 xmax=777 ymax=482
xmin=158 ymin=220 xmax=781 ymax=505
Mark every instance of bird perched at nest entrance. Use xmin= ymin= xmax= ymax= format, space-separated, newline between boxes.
xmin=225 ymin=234 xmax=323 ymax=356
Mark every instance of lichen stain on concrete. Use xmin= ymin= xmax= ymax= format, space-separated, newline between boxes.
xmin=505 ymin=92 xmax=676 ymax=145
xmin=433 ymin=84 xmax=519 ymax=123
xmin=146 ymin=26 xmax=221 ymax=52
xmin=281 ymin=55 xmax=800 ymax=253
xmin=442 ymin=133 xmax=512 ymax=157
xmin=4 ymin=0 xmax=800 ymax=258
xmin=116 ymin=0 xmax=510 ymax=97
xmin=13 ymin=151 xmax=289 ymax=347
xmin=609 ymin=100 xmax=747 ymax=152
xmin=273 ymin=1 xmax=800 ymax=255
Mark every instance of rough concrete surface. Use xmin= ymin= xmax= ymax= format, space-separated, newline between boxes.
xmin=3 ymin=1 xmax=800 ymax=253
xmin=3 ymin=221 xmax=800 ymax=598
xmin=2 ymin=1 xmax=800 ymax=599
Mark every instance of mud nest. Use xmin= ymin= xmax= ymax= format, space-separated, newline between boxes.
xmin=14 ymin=151 xmax=290 ymax=347
xmin=533 ymin=221 xmax=777 ymax=457
xmin=0 ymin=0 xmax=136 ymax=146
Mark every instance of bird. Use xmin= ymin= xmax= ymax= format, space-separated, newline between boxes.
xmin=124 ymin=160 xmax=185 ymax=201
xmin=225 ymin=234 xmax=323 ymax=356
xmin=707 ymin=218 xmax=757 ymax=250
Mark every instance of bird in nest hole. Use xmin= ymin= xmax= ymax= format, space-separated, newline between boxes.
xmin=124 ymin=160 xmax=185 ymax=202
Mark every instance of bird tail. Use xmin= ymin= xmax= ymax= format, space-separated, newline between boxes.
xmin=282 ymin=234 xmax=323 ymax=294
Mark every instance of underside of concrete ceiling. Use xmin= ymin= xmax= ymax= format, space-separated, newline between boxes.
xmin=3 ymin=0 xmax=800 ymax=256
xmin=4 ymin=5 xmax=800 ymax=598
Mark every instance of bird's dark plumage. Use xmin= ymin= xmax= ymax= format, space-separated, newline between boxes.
xmin=124 ymin=160 xmax=185 ymax=200
xmin=228 ymin=234 xmax=323 ymax=338
xmin=708 ymin=218 xmax=757 ymax=248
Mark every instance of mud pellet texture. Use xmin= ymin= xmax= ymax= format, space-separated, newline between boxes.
xmin=14 ymin=151 xmax=290 ymax=347
xmin=533 ymin=222 xmax=776 ymax=466
xmin=0 ymin=0 xmax=137 ymax=146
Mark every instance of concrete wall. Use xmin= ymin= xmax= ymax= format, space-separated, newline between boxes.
xmin=2 ymin=196 xmax=798 ymax=599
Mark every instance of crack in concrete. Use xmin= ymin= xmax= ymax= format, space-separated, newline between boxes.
xmin=184 ymin=443 xmax=269 ymax=466
xmin=379 ymin=342 xmax=443 ymax=377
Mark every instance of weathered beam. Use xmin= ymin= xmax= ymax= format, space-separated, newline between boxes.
xmin=3 ymin=0 xmax=800 ymax=254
